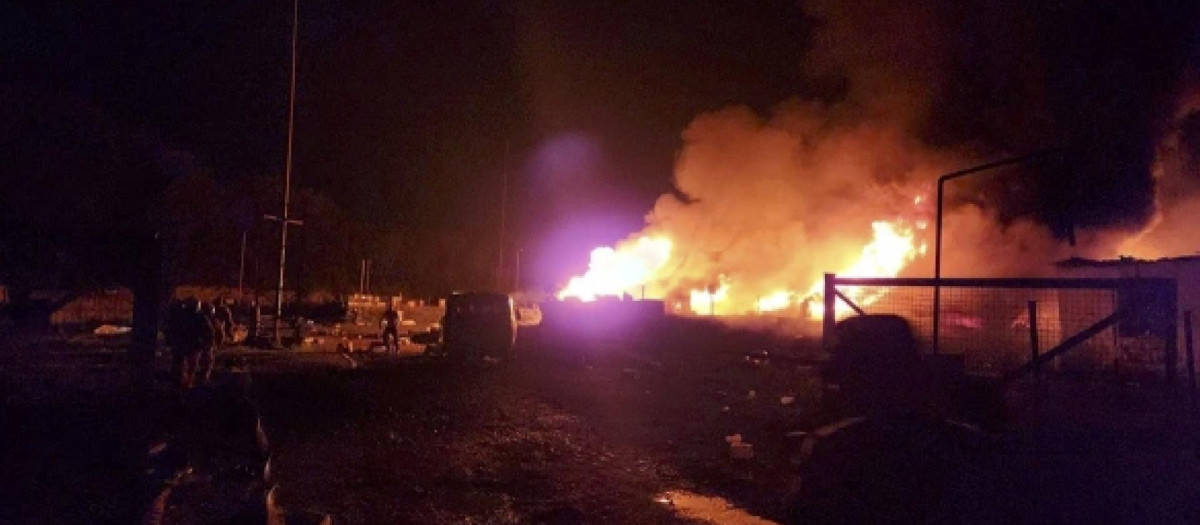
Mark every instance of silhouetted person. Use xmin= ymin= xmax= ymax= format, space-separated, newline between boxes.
xmin=381 ymin=305 xmax=400 ymax=352
xmin=167 ymin=298 xmax=209 ymax=388
xmin=213 ymin=297 xmax=235 ymax=346
xmin=165 ymin=299 xmax=191 ymax=388
xmin=196 ymin=302 xmax=218 ymax=385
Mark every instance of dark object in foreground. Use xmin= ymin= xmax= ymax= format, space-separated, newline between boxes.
xmin=438 ymin=292 xmax=517 ymax=362
xmin=787 ymin=413 xmax=993 ymax=525
xmin=788 ymin=315 xmax=1004 ymax=524
xmin=141 ymin=366 xmax=333 ymax=524
xmin=820 ymin=314 xmax=1006 ymax=430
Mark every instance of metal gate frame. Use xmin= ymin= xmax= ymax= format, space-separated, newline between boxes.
xmin=822 ymin=274 xmax=1179 ymax=384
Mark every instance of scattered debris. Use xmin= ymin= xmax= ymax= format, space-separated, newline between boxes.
xmin=746 ymin=390 xmax=756 ymax=400
xmin=743 ymin=350 xmax=770 ymax=368
xmin=93 ymin=324 xmax=131 ymax=336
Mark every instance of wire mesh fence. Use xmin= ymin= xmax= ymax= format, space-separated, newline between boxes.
xmin=826 ymin=277 xmax=1177 ymax=377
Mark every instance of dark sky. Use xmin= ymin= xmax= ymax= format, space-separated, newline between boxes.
xmin=3 ymin=0 xmax=1199 ymax=288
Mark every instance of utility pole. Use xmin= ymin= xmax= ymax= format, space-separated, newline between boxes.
xmin=512 ymin=248 xmax=521 ymax=292
xmin=359 ymin=259 xmax=366 ymax=295
xmin=496 ymin=141 xmax=509 ymax=292
xmin=267 ymin=0 xmax=303 ymax=348
xmin=238 ymin=230 xmax=247 ymax=297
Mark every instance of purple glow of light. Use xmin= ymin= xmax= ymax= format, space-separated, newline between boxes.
xmin=533 ymin=217 xmax=641 ymax=289
xmin=528 ymin=132 xmax=603 ymax=180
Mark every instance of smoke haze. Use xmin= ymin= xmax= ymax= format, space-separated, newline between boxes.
xmin=577 ymin=0 xmax=1200 ymax=311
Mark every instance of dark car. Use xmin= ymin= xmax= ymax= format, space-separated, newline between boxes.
xmin=441 ymin=292 xmax=517 ymax=361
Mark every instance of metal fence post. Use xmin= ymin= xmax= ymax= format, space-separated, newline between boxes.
xmin=823 ymin=273 xmax=836 ymax=349
xmin=1029 ymin=300 xmax=1039 ymax=379
xmin=1185 ymin=310 xmax=1195 ymax=408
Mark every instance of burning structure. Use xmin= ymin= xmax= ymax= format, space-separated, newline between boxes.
xmin=551 ymin=18 xmax=1200 ymax=325
xmin=556 ymin=103 xmax=945 ymax=318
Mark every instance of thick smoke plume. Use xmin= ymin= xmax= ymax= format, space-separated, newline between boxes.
xmin=1121 ymin=84 xmax=1200 ymax=258
xmin=634 ymin=102 xmax=951 ymax=310
xmin=567 ymin=0 xmax=1198 ymax=313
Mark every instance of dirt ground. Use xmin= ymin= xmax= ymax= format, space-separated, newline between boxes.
xmin=4 ymin=322 xmax=1200 ymax=524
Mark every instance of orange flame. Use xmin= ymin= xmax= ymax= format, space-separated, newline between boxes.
xmin=805 ymin=220 xmax=923 ymax=319
xmin=755 ymin=290 xmax=793 ymax=312
xmin=689 ymin=280 xmax=729 ymax=315
xmin=557 ymin=237 xmax=672 ymax=302
xmin=558 ymin=200 xmax=928 ymax=319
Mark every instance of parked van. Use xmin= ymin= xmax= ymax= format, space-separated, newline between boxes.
xmin=441 ymin=292 xmax=517 ymax=361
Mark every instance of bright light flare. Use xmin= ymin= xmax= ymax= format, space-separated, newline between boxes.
xmin=558 ymin=236 xmax=672 ymax=301
xmin=557 ymin=193 xmax=928 ymax=317
xmin=689 ymin=281 xmax=729 ymax=315
xmin=805 ymin=220 xmax=919 ymax=319
xmin=755 ymin=290 xmax=792 ymax=312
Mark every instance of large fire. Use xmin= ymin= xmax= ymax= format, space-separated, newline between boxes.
xmin=803 ymin=220 xmax=927 ymax=318
xmin=556 ymin=236 xmax=672 ymax=302
xmin=558 ymin=212 xmax=927 ymax=320
xmin=552 ymin=99 xmax=945 ymax=320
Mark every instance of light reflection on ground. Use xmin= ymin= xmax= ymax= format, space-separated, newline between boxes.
xmin=653 ymin=490 xmax=782 ymax=525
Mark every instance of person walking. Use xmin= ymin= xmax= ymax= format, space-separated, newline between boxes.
xmin=167 ymin=298 xmax=207 ymax=389
xmin=214 ymin=297 xmax=235 ymax=346
xmin=381 ymin=305 xmax=401 ymax=353
xmin=196 ymin=302 xmax=219 ymax=385
xmin=166 ymin=299 xmax=192 ymax=389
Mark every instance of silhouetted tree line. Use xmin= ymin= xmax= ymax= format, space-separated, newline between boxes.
xmin=0 ymin=86 xmax=499 ymax=298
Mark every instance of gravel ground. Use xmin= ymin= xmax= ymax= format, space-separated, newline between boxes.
xmin=4 ymin=323 xmax=1200 ymax=524
xmin=249 ymin=324 xmax=824 ymax=525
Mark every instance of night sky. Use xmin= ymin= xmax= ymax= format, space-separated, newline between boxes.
xmin=3 ymin=0 xmax=1198 ymax=293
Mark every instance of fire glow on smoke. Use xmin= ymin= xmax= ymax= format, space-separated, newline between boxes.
xmin=557 ymin=237 xmax=673 ymax=302
xmin=553 ymin=78 xmax=1200 ymax=319
xmin=548 ymin=94 xmax=951 ymax=320
xmin=558 ymin=217 xmax=927 ymax=319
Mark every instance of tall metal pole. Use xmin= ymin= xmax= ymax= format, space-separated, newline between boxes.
xmin=1028 ymin=300 xmax=1040 ymax=379
xmin=933 ymin=150 xmax=1060 ymax=354
xmin=238 ymin=230 xmax=247 ymax=297
xmin=933 ymin=177 xmax=945 ymax=354
xmin=512 ymin=248 xmax=521 ymax=291
xmin=1185 ymin=310 xmax=1195 ymax=409
xmin=275 ymin=0 xmax=299 ymax=347
xmin=496 ymin=141 xmax=509 ymax=291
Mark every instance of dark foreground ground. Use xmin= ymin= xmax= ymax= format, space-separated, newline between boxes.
xmin=3 ymin=322 xmax=1200 ymax=524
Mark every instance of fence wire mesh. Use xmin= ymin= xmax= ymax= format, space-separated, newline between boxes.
xmin=830 ymin=279 xmax=1171 ymax=376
